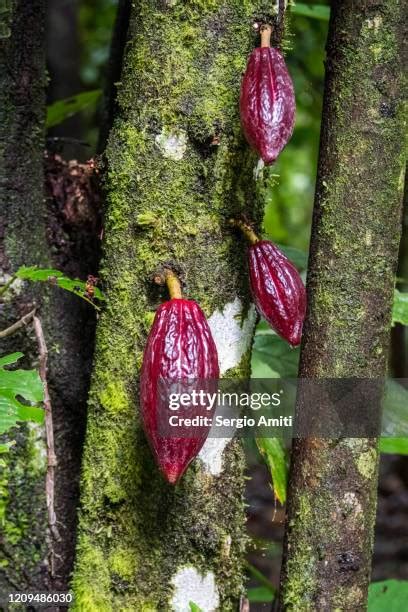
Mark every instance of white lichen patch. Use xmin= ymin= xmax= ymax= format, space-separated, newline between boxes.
xmin=171 ymin=566 xmax=219 ymax=612
xmin=0 ymin=273 xmax=24 ymax=299
xmin=357 ymin=448 xmax=377 ymax=479
xmin=342 ymin=492 xmax=363 ymax=516
xmin=366 ymin=15 xmax=382 ymax=32
xmin=155 ymin=129 xmax=187 ymax=160
xmin=254 ymin=158 xmax=265 ymax=181
xmin=365 ymin=230 xmax=372 ymax=246
xmin=27 ymin=422 xmax=47 ymax=475
xmin=208 ymin=298 xmax=256 ymax=375
xmin=198 ymin=437 xmax=230 ymax=476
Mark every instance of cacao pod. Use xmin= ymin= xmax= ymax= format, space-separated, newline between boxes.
xmin=240 ymin=43 xmax=295 ymax=164
xmin=248 ymin=240 xmax=306 ymax=346
xmin=140 ymin=298 xmax=219 ymax=484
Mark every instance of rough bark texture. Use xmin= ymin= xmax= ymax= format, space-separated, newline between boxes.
xmin=279 ymin=1 xmax=406 ymax=610
xmin=0 ymin=2 xmax=100 ymax=597
xmin=72 ymin=2 xmax=287 ymax=610
xmin=97 ymin=0 xmax=131 ymax=153
xmin=0 ymin=0 xmax=49 ymax=594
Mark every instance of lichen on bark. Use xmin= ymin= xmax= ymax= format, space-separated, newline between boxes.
xmin=0 ymin=1 xmax=98 ymax=594
xmin=72 ymin=1 xmax=286 ymax=609
xmin=279 ymin=1 xmax=406 ymax=610
xmin=0 ymin=0 xmax=49 ymax=594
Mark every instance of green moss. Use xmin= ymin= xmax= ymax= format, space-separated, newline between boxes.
xmin=280 ymin=2 xmax=404 ymax=607
xmin=98 ymin=380 xmax=130 ymax=414
xmin=356 ymin=448 xmax=377 ymax=480
xmin=73 ymin=1 xmax=292 ymax=608
xmin=109 ymin=547 xmax=136 ymax=580
xmin=71 ymin=537 xmax=112 ymax=612
xmin=282 ymin=494 xmax=317 ymax=610
xmin=0 ymin=427 xmax=47 ymax=588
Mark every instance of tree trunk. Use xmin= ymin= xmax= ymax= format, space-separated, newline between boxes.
xmin=279 ymin=1 xmax=406 ymax=610
xmin=0 ymin=1 xmax=99 ymax=595
xmin=0 ymin=0 xmax=49 ymax=593
xmin=72 ymin=3 xmax=287 ymax=609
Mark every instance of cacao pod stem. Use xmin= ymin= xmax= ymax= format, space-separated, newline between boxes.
xmin=229 ymin=218 xmax=260 ymax=245
xmin=154 ymin=268 xmax=183 ymax=299
xmin=260 ymin=24 xmax=272 ymax=48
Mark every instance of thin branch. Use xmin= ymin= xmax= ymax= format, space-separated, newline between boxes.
xmin=0 ymin=274 xmax=17 ymax=297
xmin=32 ymin=315 xmax=61 ymax=546
xmin=0 ymin=308 xmax=36 ymax=338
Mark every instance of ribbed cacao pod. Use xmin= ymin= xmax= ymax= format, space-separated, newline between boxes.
xmin=140 ymin=298 xmax=219 ymax=484
xmin=240 ymin=42 xmax=295 ymax=164
xmin=248 ymin=240 xmax=306 ymax=346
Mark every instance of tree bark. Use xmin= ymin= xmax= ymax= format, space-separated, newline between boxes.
xmin=0 ymin=0 xmax=50 ymax=593
xmin=279 ymin=1 xmax=406 ymax=611
xmin=72 ymin=2 xmax=287 ymax=609
xmin=0 ymin=1 xmax=99 ymax=596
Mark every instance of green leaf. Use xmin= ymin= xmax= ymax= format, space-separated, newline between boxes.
xmin=46 ymin=89 xmax=102 ymax=128
xmin=247 ymin=586 xmax=275 ymax=603
xmin=0 ymin=364 xmax=44 ymax=404
xmin=15 ymin=266 xmax=105 ymax=304
xmin=256 ymin=437 xmax=288 ymax=504
xmin=0 ymin=442 xmax=14 ymax=454
xmin=392 ymin=290 xmax=408 ymax=325
xmin=291 ymin=4 xmax=330 ymax=21
xmin=0 ymin=352 xmax=24 ymax=367
xmin=379 ymin=437 xmax=408 ymax=455
xmin=189 ymin=603 xmax=203 ymax=612
xmin=383 ymin=380 xmax=408 ymax=437
xmin=252 ymin=331 xmax=300 ymax=378
xmin=0 ymin=353 xmax=44 ymax=439
xmin=368 ymin=580 xmax=408 ymax=611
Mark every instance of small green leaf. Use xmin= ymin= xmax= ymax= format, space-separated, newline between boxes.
xmin=291 ymin=3 xmax=330 ymax=21
xmin=46 ymin=89 xmax=102 ymax=128
xmin=379 ymin=437 xmax=408 ymax=455
xmin=368 ymin=580 xmax=408 ymax=611
xmin=383 ymin=380 xmax=408 ymax=437
xmin=247 ymin=586 xmax=275 ymax=603
xmin=252 ymin=331 xmax=300 ymax=379
xmin=256 ymin=437 xmax=288 ymax=503
xmin=189 ymin=603 xmax=203 ymax=612
xmin=0 ymin=353 xmax=44 ymax=438
xmin=392 ymin=290 xmax=408 ymax=325
xmin=15 ymin=266 xmax=105 ymax=305
xmin=0 ymin=364 xmax=43 ymax=403
xmin=0 ymin=352 xmax=24 ymax=367
xmin=16 ymin=266 xmax=64 ymax=281
xmin=0 ymin=441 xmax=14 ymax=454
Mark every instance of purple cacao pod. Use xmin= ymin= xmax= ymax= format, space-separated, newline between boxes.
xmin=240 ymin=46 xmax=295 ymax=164
xmin=249 ymin=240 xmax=306 ymax=346
xmin=140 ymin=298 xmax=219 ymax=484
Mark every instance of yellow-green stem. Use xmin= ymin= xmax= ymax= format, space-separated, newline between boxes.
xmin=229 ymin=219 xmax=260 ymax=245
xmin=164 ymin=269 xmax=182 ymax=299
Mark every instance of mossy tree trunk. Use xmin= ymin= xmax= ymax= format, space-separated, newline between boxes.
xmin=0 ymin=0 xmax=50 ymax=593
xmin=0 ymin=1 xmax=97 ymax=595
xmin=72 ymin=2 xmax=287 ymax=610
xmin=279 ymin=1 xmax=406 ymax=610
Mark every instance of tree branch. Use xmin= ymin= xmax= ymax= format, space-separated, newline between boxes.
xmin=32 ymin=315 xmax=60 ymax=550
xmin=279 ymin=1 xmax=406 ymax=609
xmin=0 ymin=308 xmax=36 ymax=338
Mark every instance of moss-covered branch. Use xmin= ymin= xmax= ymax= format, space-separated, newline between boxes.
xmin=279 ymin=1 xmax=406 ymax=610
xmin=72 ymin=1 xmax=288 ymax=609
